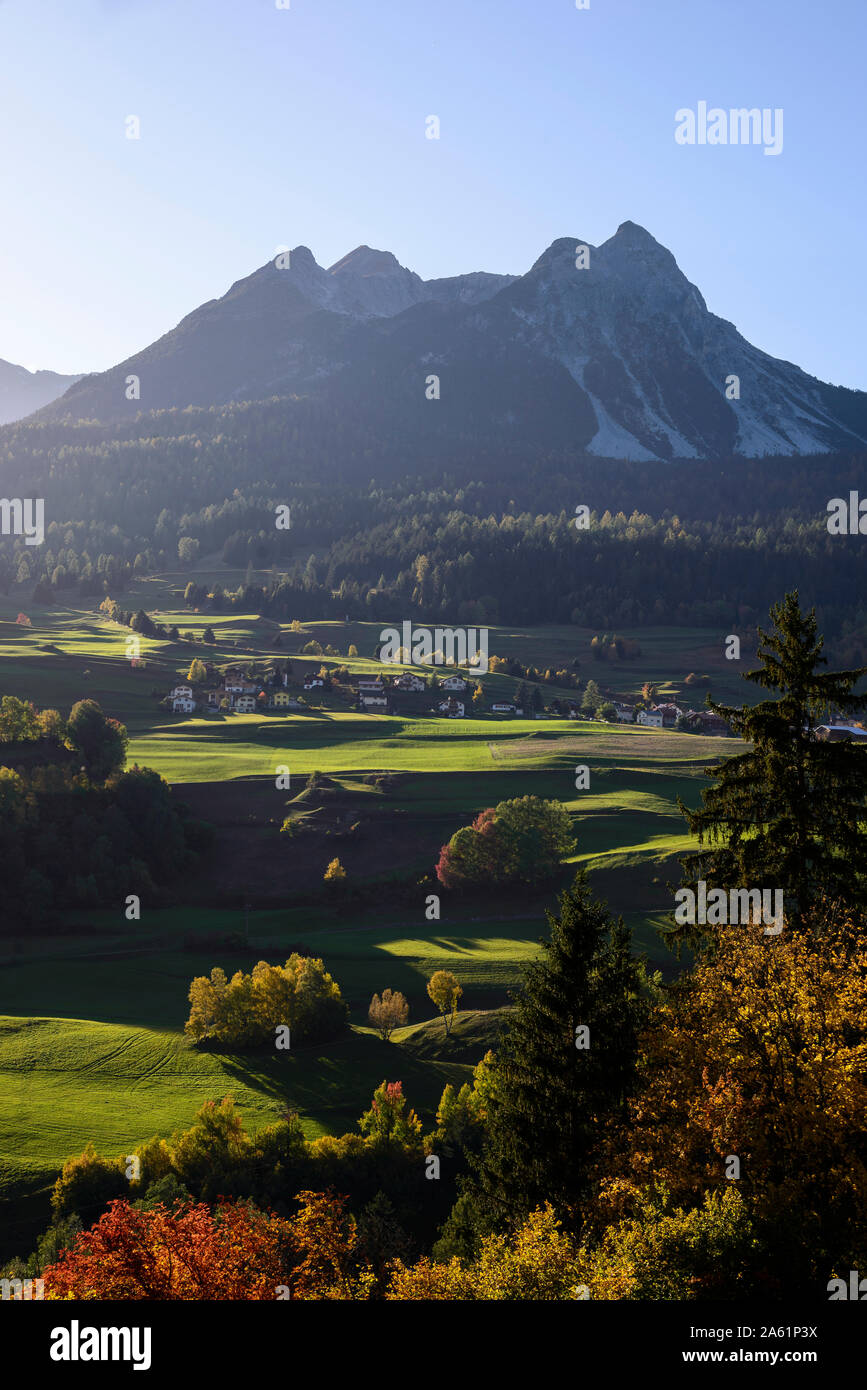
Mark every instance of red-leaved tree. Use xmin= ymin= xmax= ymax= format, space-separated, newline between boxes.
xmin=43 ymin=1198 xmax=292 ymax=1300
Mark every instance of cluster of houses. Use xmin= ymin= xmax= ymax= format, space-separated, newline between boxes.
xmin=606 ymin=700 xmax=730 ymax=733
xmin=167 ymin=668 xmax=308 ymax=715
xmin=165 ymin=666 xmax=483 ymax=717
xmin=357 ymin=672 xmax=477 ymax=717
xmin=165 ymin=666 xmax=741 ymax=734
xmin=556 ymin=698 xmax=730 ymax=734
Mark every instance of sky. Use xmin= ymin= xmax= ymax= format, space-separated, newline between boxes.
xmin=0 ymin=0 xmax=863 ymax=385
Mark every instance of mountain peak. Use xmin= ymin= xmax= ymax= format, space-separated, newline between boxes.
xmin=328 ymin=246 xmax=403 ymax=277
xmin=285 ymin=245 xmax=318 ymax=268
xmin=33 ymin=227 xmax=867 ymax=461
xmin=602 ymin=221 xmax=679 ymax=273
xmin=528 ymin=237 xmax=593 ymax=274
xmin=610 ymin=220 xmax=658 ymax=245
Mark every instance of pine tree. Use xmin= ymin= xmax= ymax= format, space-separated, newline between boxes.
xmin=678 ymin=590 xmax=867 ymax=932
xmin=465 ymin=872 xmax=645 ymax=1234
xmin=581 ymin=678 xmax=601 ymax=713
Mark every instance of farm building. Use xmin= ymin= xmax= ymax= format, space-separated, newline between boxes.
xmin=392 ymin=672 xmax=426 ymax=691
xmin=699 ymin=711 xmax=730 ymax=734
xmin=438 ymin=697 xmax=465 ymax=717
xmin=814 ymin=724 xmax=867 ymax=742
xmin=637 ymin=709 xmax=664 ymax=728
xmin=654 ymin=703 xmax=683 ymax=728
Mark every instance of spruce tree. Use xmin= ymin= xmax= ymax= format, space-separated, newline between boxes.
xmin=465 ymin=872 xmax=645 ymax=1233
xmin=678 ymin=590 xmax=867 ymax=932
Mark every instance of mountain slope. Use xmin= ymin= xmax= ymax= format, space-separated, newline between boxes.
xmin=41 ymin=228 xmax=867 ymax=460
xmin=0 ymin=358 xmax=82 ymax=425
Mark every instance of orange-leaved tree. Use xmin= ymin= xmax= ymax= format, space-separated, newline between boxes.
xmin=43 ymin=1198 xmax=292 ymax=1300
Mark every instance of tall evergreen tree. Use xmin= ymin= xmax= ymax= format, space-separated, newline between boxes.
xmin=581 ymin=678 xmax=602 ymax=713
xmin=678 ymin=590 xmax=867 ymax=933
xmin=464 ymin=872 xmax=645 ymax=1235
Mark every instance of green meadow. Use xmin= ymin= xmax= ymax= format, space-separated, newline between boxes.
xmin=0 ymin=585 xmax=741 ymax=1259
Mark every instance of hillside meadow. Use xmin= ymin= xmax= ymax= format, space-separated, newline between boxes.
xmin=0 ymin=585 xmax=735 ymax=1262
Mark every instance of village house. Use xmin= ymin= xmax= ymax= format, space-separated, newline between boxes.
xmin=699 ymin=710 xmax=730 ymax=735
xmin=169 ymin=685 xmax=193 ymax=701
xmin=360 ymin=692 xmax=389 ymax=711
xmin=438 ymin=697 xmax=465 ymax=718
xmin=357 ymin=676 xmax=386 ymax=693
xmin=637 ymin=708 xmax=664 ymax=728
xmin=654 ymin=703 xmax=683 ymax=728
xmin=613 ymin=702 xmax=635 ymax=723
xmin=392 ymin=672 xmax=426 ymax=692
xmin=269 ymin=690 xmax=291 ymax=709
xmin=303 ymin=675 xmax=326 ymax=691
xmin=235 ymin=694 xmax=256 ymax=713
xmin=491 ymin=702 xmax=517 ymax=714
xmin=172 ymin=695 xmax=196 ymax=714
xmin=439 ymin=675 xmax=468 ymax=692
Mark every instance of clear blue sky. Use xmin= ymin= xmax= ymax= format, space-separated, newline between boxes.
xmin=0 ymin=0 xmax=863 ymax=386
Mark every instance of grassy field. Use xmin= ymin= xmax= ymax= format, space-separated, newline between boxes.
xmin=0 ymin=583 xmax=740 ymax=1262
xmin=0 ymin=1011 xmax=474 ymax=1260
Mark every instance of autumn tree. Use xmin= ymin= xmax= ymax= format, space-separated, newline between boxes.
xmin=679 ymin=591 xmax=867 ymax=932
xmin=368 ymin=989 xmax=409 ymax=1041
xmin=387 ymin=1204 xmax=581 ymax=1301
xmin=359 ymin=1081 xmax=422 ymax=1147
xmin=616 ymin=909 xmax=867 ymax=1292
xmin=185 ymin=956 xmax=347 ymax=1047
xmin=575 ymin=1186 xmax=760 ymax=1301
xmin=185 ymin=657 xmax=208 ymax=684
xmin=427 ymin=970 xmax=463 ymax=1036
xmin=43 ymin=1198 xmax=291 ymax=1300
xmin=324 ymin=857 xmax=346 ymax=884
xmin=436 ymin=795 xmax=575 ymax=890
xmin=285 ymin=1190 xmax=362 ymax=1299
